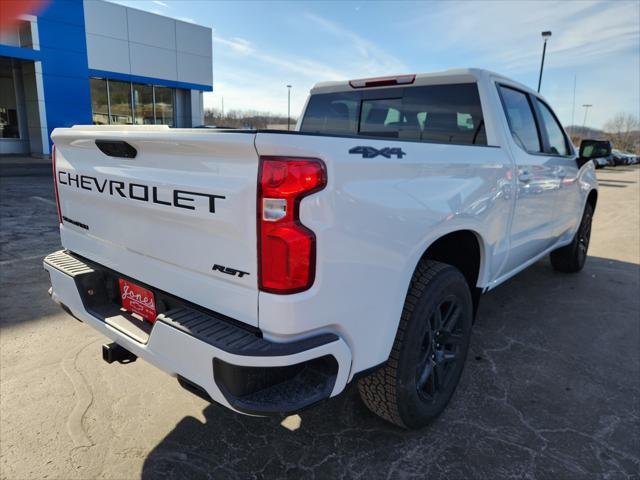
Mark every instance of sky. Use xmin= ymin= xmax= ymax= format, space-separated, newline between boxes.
xmin=112 ymin=0 xmax=640 ymax=129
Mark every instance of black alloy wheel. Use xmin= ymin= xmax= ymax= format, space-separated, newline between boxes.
xmin=415 ymin=295 xmax=465 ymax=403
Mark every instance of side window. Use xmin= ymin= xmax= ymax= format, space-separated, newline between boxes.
xmin=536 ymin=99 xmax=569 ymax=155
xmin=403 ymin=83 xmax=487 ymax=145
xmin=498 ymin=86 xmax=541 ymax=153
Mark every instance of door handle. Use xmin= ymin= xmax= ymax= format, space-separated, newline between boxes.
xmin=518 ymin=171 xmax=532 ymax=183
xmin=558 ymin=167 xmax=567 ymax=178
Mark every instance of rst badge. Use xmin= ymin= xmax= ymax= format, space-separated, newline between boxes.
xmin=349 ymin=146 xmax=406 ymax=159
xmin=212 ymin=264 xmax=250 ymax=278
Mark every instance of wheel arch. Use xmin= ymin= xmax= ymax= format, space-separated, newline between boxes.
xmin=413 ymin=229 xmax=486 ymax=316
xmin=586 ymin=188 xmax=598 ymax=213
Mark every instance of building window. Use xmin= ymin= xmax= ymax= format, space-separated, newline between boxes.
xmin=0 ymin=60 xmax=20 ymax=138
xmin=108 ymin=80 xmax=133 ymax=125
xmin=133 ymin=84 xmax=154 ymax=125
xmin=90 ymin=78 xmax=109 ymax=125
xmin=0 ymin=20 xmax=33 ymax=49
xmin=18 ymin=21 xmax=33 ymax=48
xmin=154 ymin=86 xmax=174 ymax=126
xmin=90 ymin=78 xmax=176 ymax=126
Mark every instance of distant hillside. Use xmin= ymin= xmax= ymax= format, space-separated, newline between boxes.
xmin=566 ymin=126 xmax=640 ymax=153
xmin=566 ymin=126 xmax=605 ymax=139
xmin=203 ymin=109 xmax=296 ymax=130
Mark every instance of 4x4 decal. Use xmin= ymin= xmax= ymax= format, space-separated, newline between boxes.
xmin=349 ymin=146 xmax=406 ymax=159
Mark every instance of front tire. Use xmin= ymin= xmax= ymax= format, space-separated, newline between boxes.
xmin=358 ymin=260 xmax=473 ymax=429
xmin=550 ymin=203 xmax=594 ymax=273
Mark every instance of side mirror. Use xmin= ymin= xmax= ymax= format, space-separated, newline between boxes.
xmin=578 ymin=139 xmax=612 ymax=167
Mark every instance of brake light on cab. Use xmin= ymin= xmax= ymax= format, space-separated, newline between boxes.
xmin=349 ymin=74 xmax=415 ymax=89
xmin=258 ymin=156 xmax=326 ymax=294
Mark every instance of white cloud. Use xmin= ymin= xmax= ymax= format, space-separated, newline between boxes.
xmin=205 ymin=56 xmax=317 ymax=116
xmin=396 ymin=0 xmax=639 ymax=126
xmin=152 ymin=0 xmax=168 ymax=7
xmin=303 ymin=13 xmax=408 ymax=76
xmin=205 ymin=1 xmax=637 ymax=126
xmin=213 ymin=33 xmax=345 ymax=81
xmin=208 ymin=13 xmax=412 ymax=115
xmin=402 ymin=0 xmax=638 ymax=73
xmin=214 ymin=35 xmax=253 ymax=56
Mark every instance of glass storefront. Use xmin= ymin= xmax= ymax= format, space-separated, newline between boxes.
xmin=0 ymin=58 xmax=20 ymax=139
xmin=154 ymin=86 xmax=174 ymax=127
xmin=133 ymin=84 xmax=154 ymax=125
xmin=90 ymin=78 xmax=109 ymax=125
xmin=109 ymin=80 xmax=133 ymax=125
xmin=90 ymin=78 xmax=175 ymax=126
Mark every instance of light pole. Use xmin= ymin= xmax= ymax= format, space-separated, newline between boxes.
xmin=286 ymin=85 xmax=292 ymax=130
xmin=582 ymin=104 xmax=593 ymax=134
xmin=537 ymin=31 xmax=552 ymax=93
xmin=570 ymin=74 xmax=576 ymax=138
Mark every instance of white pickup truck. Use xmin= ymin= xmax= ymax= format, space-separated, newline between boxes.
xmin=45 ymin=69 xmax=609 ymax=429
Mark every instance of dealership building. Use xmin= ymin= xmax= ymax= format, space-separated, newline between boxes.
xmin=0 ymin=0 xmax=213 ymax=156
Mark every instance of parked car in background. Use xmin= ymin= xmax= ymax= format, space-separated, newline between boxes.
xmin=592 ymin=156 xmax=609 ymax=169
xmin=611 ymin=150 xmax=630 ymax=166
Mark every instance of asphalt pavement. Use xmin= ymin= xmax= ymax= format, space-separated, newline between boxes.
xmin=0 ymin=163 xmax=638 ymax=479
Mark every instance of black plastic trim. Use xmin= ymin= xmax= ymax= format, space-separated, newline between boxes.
xmin=159 ymin=306 xmax=339 ymax=357
xmin=213 ymin=355 xmax=338 ymax=415
xmin=47 ymin=250 xmax=340 ymax=357
xmin=177 ymin=375 xmax=213 ymax=402
xmin=95 ymin=140 xmax=137 ymax=158
xmin=50 ymin=250 xmax=260 ymax=336
xmin=349 ymin=361 xmax=386 ymax=383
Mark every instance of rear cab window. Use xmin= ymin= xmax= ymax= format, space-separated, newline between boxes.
xmin=300 ymin=83 xmax=487 ymax=146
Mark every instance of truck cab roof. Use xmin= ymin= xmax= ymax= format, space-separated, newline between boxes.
xmin=310 ymin=68 xmax=537 ymax=97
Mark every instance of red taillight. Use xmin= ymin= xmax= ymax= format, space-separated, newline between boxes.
xmin=258 ymin=156 xmax=326 ymax=294
xmin=52 ymin=144 xmax=62 ymax=224
xmin=349 ymin=74 xmax=415 ymax=89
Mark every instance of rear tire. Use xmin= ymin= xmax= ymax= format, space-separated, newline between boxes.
xmin=550 ymin=203 xmax=593 ymax=273
xmin=357 ymin=260 xmax=473 ymax=429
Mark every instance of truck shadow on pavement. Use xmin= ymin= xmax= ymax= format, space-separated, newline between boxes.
xmin=141 ymin=256 xmax=640 ymax=480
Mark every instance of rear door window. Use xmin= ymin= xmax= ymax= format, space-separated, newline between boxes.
xmin=300 ymin=83 xmax=487 ymax=146
xmin=498 ymin=85 xmax=542 ymax=153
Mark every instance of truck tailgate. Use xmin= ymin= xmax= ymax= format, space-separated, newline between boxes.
xmin=51 ymin=126 xmax=259 ymax=327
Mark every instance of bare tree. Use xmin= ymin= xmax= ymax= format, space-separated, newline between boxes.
xmin=604 ymin=113 xmax=640 ymax=153
xmin=568 ymin=126 xmax=604 ymax=148
xmin=203 ymin=108 xmax=296 ymax=130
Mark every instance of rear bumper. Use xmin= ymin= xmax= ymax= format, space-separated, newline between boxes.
xmin=44 ymin=250 xmax=352 ymax=415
